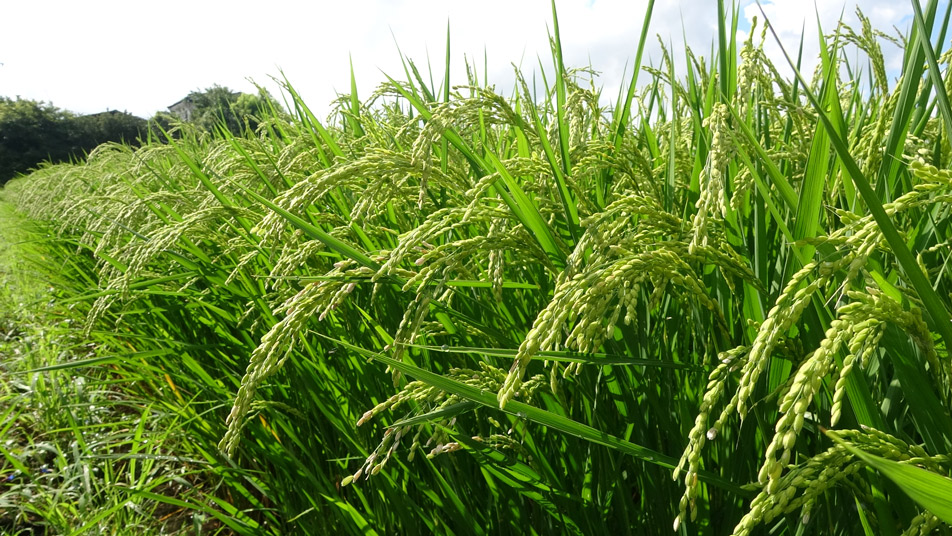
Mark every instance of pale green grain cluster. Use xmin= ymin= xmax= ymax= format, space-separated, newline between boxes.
xmin=832 ymin=289 xmax=941 ymax=423
xmin=351 ymin=363 xmax=548 ymax=479
xmin=673 ymin=345 xmax=748 ymax=526
xmin=689 ymin=103 xmax=731 ymax=255
xmin=901 ymin=512 xmax=942 ymax=536
xmin=730 ymin=444 xmax=862 ymax=536
xmin=220 ymin=263 xmax=367 ymax=455
xmin=498 ymin=186 xmax=757 ymax=408
xmin=760 ymin=318 xmax=850 ymax=491
xmin=498 ymin=247 xmax=716 ymax=409
xmin=732 ymin=427 xmax=944 ymax=536
xmin=733 ymin=259 xmax=844 ymax=418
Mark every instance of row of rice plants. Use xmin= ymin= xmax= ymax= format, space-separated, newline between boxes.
xmin=3 ymin=1 xmax=952 ymax=533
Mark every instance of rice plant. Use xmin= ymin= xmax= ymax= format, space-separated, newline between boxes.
xmin=3 ymin=1 xmax=952 ymax=534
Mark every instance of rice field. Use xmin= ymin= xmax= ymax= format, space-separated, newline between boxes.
xmin=2 ymin=1 xmax=952 ymax=534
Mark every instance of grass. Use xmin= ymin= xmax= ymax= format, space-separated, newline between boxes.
xmin=2 ymin=1 xmax=952 ymax=534
xmin=0 ymin=198 xmax=256 ymax=534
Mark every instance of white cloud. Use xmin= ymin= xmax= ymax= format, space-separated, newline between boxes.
xmin=0 ymin=1 xmax=938 ymax=119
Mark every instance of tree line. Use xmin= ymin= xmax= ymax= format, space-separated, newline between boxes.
xmin=0 ymin=86 xmax=279 ymax=185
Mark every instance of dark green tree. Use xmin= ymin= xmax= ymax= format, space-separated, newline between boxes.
xmin=0 ymin=98 xmax=76 ymax=184
xmin=183 ymin=85 xmax=280 ymax=135
xmin=0 ymin=98 xmax=147 ymax=185
xmin=72 ymin=110 xmax=146 ymax=150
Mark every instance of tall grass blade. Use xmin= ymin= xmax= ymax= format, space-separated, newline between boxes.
xmin=827 ymin=430 xmax=952 ymax=524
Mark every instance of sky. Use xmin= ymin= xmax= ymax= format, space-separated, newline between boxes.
xmin=0 ymin=1 xmax=933 ymax=120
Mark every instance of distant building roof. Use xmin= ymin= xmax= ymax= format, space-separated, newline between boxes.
xmin=168 ymin=90 xmax=243 ymax=121
xmin=168 ymin=96 xmax=194 ymax=109
xmin=168 ymin=96 xmax=196 ymax=121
